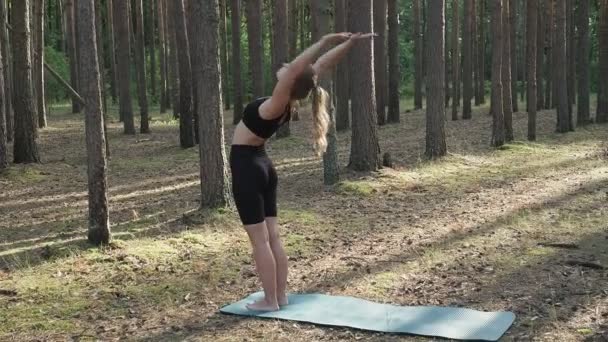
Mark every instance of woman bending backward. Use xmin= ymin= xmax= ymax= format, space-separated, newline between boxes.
xmin=230 ymin=32 xmax=375 ymax=311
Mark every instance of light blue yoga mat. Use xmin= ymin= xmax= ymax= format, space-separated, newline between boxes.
xmin=220 ymin=292 xmax=515 ymax=341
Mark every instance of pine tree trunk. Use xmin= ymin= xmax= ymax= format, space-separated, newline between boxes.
xmin=502 ymin=0 xmax=513 ymax=141
xmin=149 ymin=0 xmax=157 ymax=102
xmin=246 ymin=0 xmax=264 ymax=99
xmin=576 ymin=0 xmax=590 ymax=125
xmin=555 ymin=0 xmax=569 ymax=132
xmin=185 ymin=0 xmax=200 ymax=144
xmin=12 ymin=0 xmax=40 ymax=163
xmin=373 ymin=0 xmax=387 ymax=125
xmin=598 ymin=0 xmax=608 ymax=122
xmin=545 ymin=0 xmax=553 ymax=108
xmin=425 ymin=0 xmax=447 ymax=158
xmin=0 ymin=16 xmax=6 ymax=170
xmin=173 ymin=0 xmax=195 ymax=147
xmin=509 ymin=0 xmax=517 ymax=112
xmin=478 ymin=0 xmax=486 ymax=104
xmin=77 ymin=0 xmax=111 ymax=245
xmin=30 ymin=1 xmax=38 ymax=127
xmin=134 ymin=0 xmax=149 ymax=134
xmin=387 ymin=0 xmax=400 ymax=123
xmin=566 ymin=0 xmax=575 ymax=115
xmin=413 ymin=0 xmax=423 ymax=109
xmin=0 ymin=0 xmax=11 ymax=143
xmin=66 ymin=0 xmax=81 ymax=113
xmin=113 ymin=0 xmax=135 ymax=134
xmin=94 ymin=0 xmax=110 ymax=158
xmin=491 ymin=0 xmax=505 ymax=147
xmin=452 ymin=0 xmax=460 ymax=120
xmin=527 ymin=0 xmax=538 ymax=140
xmin=106 ymin=0 xmax=118 ymax=105
xmin=190 ymin=0 xmax=231 ymax=207
xmin=335 ymin=0 xmax=350 ymax=130
xmin=158 ymin=0 xmax=167 ymax=113
xmin=220 ymin=0 xmax=230 ymax=110
xmin=348 ymin=0 xmax=380 ymax=171
xmin=289 ymin=0 xmax=298 ymax=59
xmin=536 ymin=0 xmax=545 ymax=109
xmin=33 ymin=0 xmax=46 ymax=128
xmin=166 ymin=0 xmax=180 ymax=119
xmin=462 ymin=0 xmax=473 ymax=119
xmin=231 ymin=0 xmax=243 ymax=124
xmin=473 ymin=0 xmax=481 ymax=106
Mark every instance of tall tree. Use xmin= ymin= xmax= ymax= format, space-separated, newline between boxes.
xmin=158 ymin=0 xmax=168 ymax=113
xmin=173 ymin=0 xmax=195 ymax=147
xmin=425 ymin=0 xmax=446 ymax=158
xmin=289 ymin=0 xmax=298 ymax=59
xmin=373 ymin=0 xmax=387 ymax=125
xmin=555 ymin=0 xmax=569 ymax=132
xmin=470 ymin=0 xmax=476 ymax=109
xmin=134 ymin=0 xmax=150 ymax=134
xmin=0 ymin=17 xmax=6 ymax=170
xmin=231 ymin=0 xmax=243 ymax=124
xmin=566 ymin=0 xmax=575 ymax=114
xmin=335 ymin=0 xmax=350 ymax=130
xmin=166 ymin=0 xmax=180 ymax=118
xmin=149 ymin=0 xmax=157 ymax=101
xmin=413 ymin=0 xmax=423 ymax=109
xmin=462 ymin=0 xmax=473 ymax=119
xmin=509 ymin=0 xmax=517 ymax=112
xmin=220 ymin=0 xmax=230 ymax=110
xmin=113 ymin=0 xmax=136 ymax=134
xmin=273 ymin=0 xmax=290 ymax=138
xmin=527 ymin=0 xmax=538 ymax=140
xmin=387 ymin=0 xmax=400 ymax=123
xmin=33 ymin=0 xmax=46 ymax=128
xmin=77 ymin=0 xmax=111 ymax=245
xmin=502 ymin=0 xmax=513 ymax=141
xmin=451 ymin=0 xmax=460 ymax=120
xmin=491 ymin=0 xmax=505 ymax=147
xmin=12 ymin=0 xmax=40 ymax=163
xmin=0 ymin=0 xmax=11 ymax=143
xmin=348 ymin=0 xmax=380 ymax=171
xmin=106 ymin=0 xmax=118 ymax=105
xmin=190 ymin=0 xmax=231 ymax=206
xmin=545 ymin=0 xmax=553 ymax=108
xmin=598 ymin=0 xmax=608 ymax=123
xmin=477 ymin=0 xmax=486 ymax=104
xmin=536 ymin=0 xmax=545 ymax=109
xmin=65 ymin=0 xmax=81 ymax=113
xmin=576 ymin=0 xmax=591 ymax=125
xmin=186 ymin=0 xmax=200 ymax=144
xmin=246 ymin=0 xmax=264 ymax=99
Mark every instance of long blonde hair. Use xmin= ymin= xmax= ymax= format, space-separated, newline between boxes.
xmin=311 ymin=86 xmax=330 ymax=156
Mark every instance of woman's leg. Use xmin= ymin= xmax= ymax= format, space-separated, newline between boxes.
xmin=244 ymin=221 xmax=279 ymax=311
xmin=265 ymin=217 xmax=289 ymax=305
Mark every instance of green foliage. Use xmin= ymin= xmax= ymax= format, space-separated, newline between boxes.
xmin=44 ymin=47 xmax=70 ymax=103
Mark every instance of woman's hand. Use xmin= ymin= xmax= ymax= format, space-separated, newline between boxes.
xmin=322 ymin=32 xmax=353 ymax=45
xmin=348 ymin=32 xmax=377 ymax=41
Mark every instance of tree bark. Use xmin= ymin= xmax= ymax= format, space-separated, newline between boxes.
xmin=576 ymin=0 xmax=590 ymax=125
xmin=387 ymin=0 xmax=400 ymax=123
xmin=246 ymin=0 xmax=264 ymax=99
xmin=65 ymin=0 xmax=81 ymax=113
xmin=173 ymin=0 xmax=195 ymax=147
xmin=0 ymin=10 xmax=6 ymax=170
xmin=33 ymin=0 xmax=46 ymax=128
xmin=545 ymin=0 xmax=553 ymax=108
xmin=134 ymin=0 xmax=149 ymax=134
xmin=478 ymin=0 xmax=486 ymax=104
xmin=289 ymin=0 xmax=298 ymax=59
xmin=1 ymin=0 xmax=12 ymax=143
xmin=348 ymin=0 xmax=380 ymax=171
xmin=149 ymin=0 xmax=157 ymax=101
xmin=462 ymin=0 xmax=473 ymax=119
xmin=230 ymin=0 xmax=243 ymax=124
xmin=106 ymin=0 xmax=118 ymax=105
xmin=166 ymin=0 xmax=180 ymax=119
xmin=566 ymin=0 xmax=574 ymax=116
xmin=272 ymin=0 xmax=290 ymax=138
xmin=12 ymin=0 xmax=40 ymax=163
xmin=555 ymin=0 xmax=569 ymax=132
xmin=425 ymin=0 xmax=446 ymax=158
xmin=190 ymin=0 xmax=232 ymax=207
xmin=509 ymin=0 xmax=517 ymax=112
xmin=335 ymin=0 xmax=350 ymax=130
xmin=413 ymin=0 xmax=423 ymax=109
xmin=373 ymin=0 xmax=387 ymax=125
xmin=536 ymin=0 xmax=545 ymax=110
xmin=502 ymin=0 xmax=513 ymax=141
xmin=527 ymin=0 xmax=538 ymax=140
xmin=113 ymin=0 xmax=135 ymax=134
xmin=77 ymin=0 xmax=111 ymax=245
xmin=491 ymin=0 xmax=505 ymax=147
xmin=220 ymin=0 xmax=230 ymax=110
xmin=451 ymin=0 xmax=460 ymax=120
xmin=598 ymin=0 xmax=608 ymax=122
xmin=158 ymin=0 xmax=168 ymax=113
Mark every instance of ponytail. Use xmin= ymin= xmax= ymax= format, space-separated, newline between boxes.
xmin=311 ymin=86 xmax=330 ymax=156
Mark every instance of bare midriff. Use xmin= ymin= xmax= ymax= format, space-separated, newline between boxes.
xmin=231 ymin=121 xmax=266 ymax=146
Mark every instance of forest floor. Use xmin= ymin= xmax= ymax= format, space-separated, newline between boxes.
xmin=0 ymin=100 xmax=607 ymax=341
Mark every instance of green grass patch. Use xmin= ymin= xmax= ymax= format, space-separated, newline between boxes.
xmin=0 ymin=167 xmax=46 ymax=183
xmin=336 ymin=180 xmax=375 ymax=197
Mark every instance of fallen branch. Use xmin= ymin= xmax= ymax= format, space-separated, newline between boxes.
xmin=564 ymin=260 xmax=605 ymax=270
xmin=538 ymin=242 xmax=579 ymax=249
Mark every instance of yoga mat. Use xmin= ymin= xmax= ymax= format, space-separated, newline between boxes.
xmin=220 ymin=292 xmax=515 ymax=341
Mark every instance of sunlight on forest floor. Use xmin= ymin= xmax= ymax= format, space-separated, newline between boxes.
xmin=0 ymin=102 xmax=607 ymax=341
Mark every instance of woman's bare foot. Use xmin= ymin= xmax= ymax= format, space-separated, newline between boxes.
xmin=278 ymin=296 xmax=288 ymax=306
xmin=246 ymin=298 xmax=280 ymax=312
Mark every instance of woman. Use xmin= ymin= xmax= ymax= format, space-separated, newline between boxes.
xmin=230 ymin=32 xmax=374 ymax=311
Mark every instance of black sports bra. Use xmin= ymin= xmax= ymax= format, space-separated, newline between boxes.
xmin=242 ymin=97 xmax=291 ymax=139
